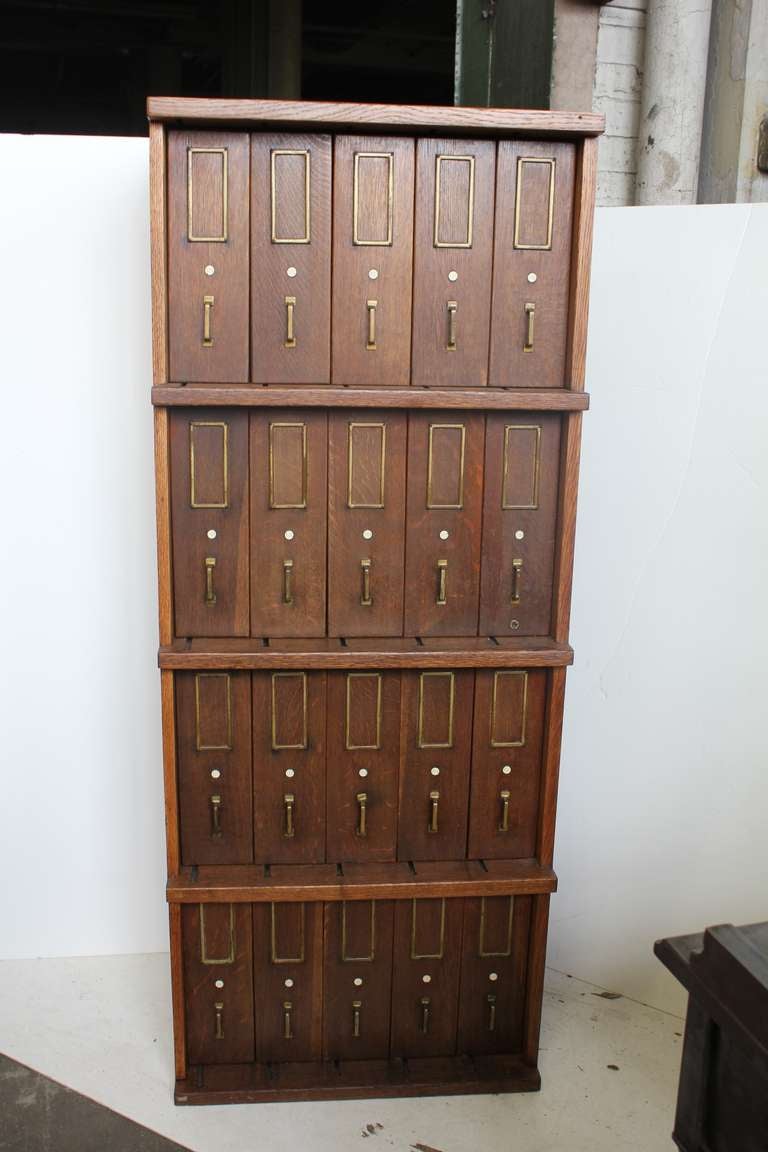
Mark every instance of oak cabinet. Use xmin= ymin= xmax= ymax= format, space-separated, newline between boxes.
xmin=151 ymin=96 xmax=600 ymax=1105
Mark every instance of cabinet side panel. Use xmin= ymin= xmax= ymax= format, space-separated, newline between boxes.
xmin=566 ymin=137 xmax=599 ymax=392
xmin=150 ymin=123 xmax=168 ymax=385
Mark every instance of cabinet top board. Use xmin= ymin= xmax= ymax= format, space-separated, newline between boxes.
xmin=147 ymin=97 xmax=605 ymax=140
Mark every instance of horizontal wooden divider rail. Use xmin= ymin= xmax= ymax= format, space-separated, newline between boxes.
xmin=149 ymin=96 xmax=602 ymax=1106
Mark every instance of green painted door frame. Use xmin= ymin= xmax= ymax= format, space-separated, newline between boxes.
xmin=455 ymin=0 xmax=555 ymax=108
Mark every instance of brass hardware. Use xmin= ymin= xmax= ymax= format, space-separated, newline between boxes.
xmin=204 ymin=557 xmax=217 ymax=606
xmin=499 ymin=790 xmax=511 ymax=833
xmin=270 ymin=903 xmax=306 ymax=963
xmin=190 ymin=421 xmax=228 ymax=509
xmin=271 ymin=149 xmax=311 ymax=243
xmin=187 ymin=147 xmax=228 ymax=242
xmin=284 ymin=296 xmax=296 ymax=347
xmin=283 ymin=1000 xmax=294 ymax=1039
xmin=271 ymin=672 xmax=308 ymax=750
xmin=447 ymin=301 xmax=458 ymax=350
xmin=210 ymin=794 xmax=222 ymax=838
xmin=269 ymin=422 xmax=307 ymax=509
xmin=347 ymin=422 xmax=386 ymax=508
xmin=353 ymin=152 xmax=394 ymax=246
xmin=366 ymin=300 xmax=378 ymax=350
xmin=410 ymin=898 xmax=447 ymax=960
xmin=420 ymin=996 xmax=431 ymax=1034
xmin=341 ymin=901 xmax=376 ymax=962
xmin=428 ymin=790 xmax=440 ymax=834
xmin=511 ymin=558 xmax=523 ymax=604
xmin=434 ymin=155 xmax=475 ymax=248
xmin=502 ymin=425 xmax=541 ymax=510
xmin=283 ymin=793 xmax=295 ymax=839
xmin=214 ymin=1001 xmax=224 ymax=1039
xmin=487 ymin=994 xmax=497 ymax=1032
xmin=360 ymin=559 xmax=373 ymax=606
xmin=436 ymin=559 xmax=448 ymax=605
xmin=426 ymin=424 xmax=466 ymax=509
xmin=282 ymin=559 xmax=294 ymax=604
xmin=524 ymin=302 xmax=535 ymax=353
xmin=203 ymin=295 xmax=214 ymax=346
xmin=417 ymin=671 xmax=455 ymax=749
xmin=479 ymin=897 xmax=514 ymax=958
xmin=199 ymin=904 xmax=236 ymax=965
xmin=356 ymin=792 xmax=368 ymax=838
xmin=194 ymin=673 xmax=232 ymax=751
xmin=345 ymin=673 xmax=382 ymax=750
xmin=352 ymin=1000 xmax=362 ymax=1037
xmin=514 ymin=156 xmax=556 ymax=250
xmin=490 ymin=671 xmax=528 ymax=748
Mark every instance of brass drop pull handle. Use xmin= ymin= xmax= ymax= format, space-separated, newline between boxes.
xmin=214 ymin=1001 xmax=224 ymax=1040
xmin=283 ymin=559 xmax=294 ymax=605
xmin=524 ymin=302 xmax=535 ymax=353
xmin=210 ymin=794 xmax=222 ymax=838
xmin=366 ymin=299 xmax=378 ymax=350
xmin=447 ymin=300 xmax=458 ymax=350
xmin=283 ymin=1000 xmax=294 ymax=1040
xmin=436 ymin=559 xmax=448 ymax=605
xmin=511 ymin=558 xmax=523 ymax=604
xmin=285 ymin=295 xmax=296 ymax=348
xmin=487 ymin=994 xmax=497 ymax=1032
xmin=428 ymin=790 xmax=440 ymax=834
xmin=283 ymin=793 xmax=295 ymax=839
xmin=360 ymin=559 xmax=373 ymax=606
xmin=499 ymin=789 xmax=511 ymax=833
xmin=204 ymin=556 xmax=217 ymax=606
xmin=356 ymin=792 xmax=368 ymax=838
xmin=203 ymin=295 xmax=214 ymax=346
xmin=420 ymin=996 xmax=431 ymax=1034
xmin=352 ymin=1000 xmax=362 ymax=1038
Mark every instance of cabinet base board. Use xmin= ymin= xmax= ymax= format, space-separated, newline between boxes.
xmin=175 ymin=1054 xmax=541 ymax=1105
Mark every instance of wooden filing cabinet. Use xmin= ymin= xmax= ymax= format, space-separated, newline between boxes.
xmin=149 ymin=96 xmax=603 ymax=1104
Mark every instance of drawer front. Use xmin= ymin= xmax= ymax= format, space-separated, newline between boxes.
xmin=331 ymin=136 xmax=415 ymax=386
xmin=467 ymin=670 xmax=547 ymax=860
xmin=253 ymin=902 xmax=323 ymax=1062
xmin=249 ymin=411 xmax=327 ymax=637
xmin=323 ymin=900 xmax=395 ymax=1059
xmin=390 ymin=898 xmax=463 ymax=1058
xmin=489 ymin=141 xmax=575 ymax=388
xmin=397 ymin=671 xmax=473 ymax=861
xmin=177 ymin=672 xmax=253 ymax=865
xmin=479 ymin=414 xmax=561 ymax=636
xmin=411 ymin=139 xmax=495 ymax=388
xmin=457 ymin=896 xmax=530 ymax=1055
xmin=170 ymin=410 xmax=250 ymax=637
xmin=327 ymin=413 xmax=407 ymax=637
xmin=168 ymin=131 xmax=249 ymax=383
xmin=252 ymin=672 xmax=326 ymax=864
xmin=326 ymin=672 xmax=401 ymax=862
xmin=182 ymin=903 xmax=255 ymax=1064
xmin=404 ymin=413 xmax=485 ymax=636
xmin=251 ymin=134 xmax=332 ymax=384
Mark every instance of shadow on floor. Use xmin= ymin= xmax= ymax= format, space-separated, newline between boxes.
xmin=0 ymin=1053 xmax=190 ymax=1152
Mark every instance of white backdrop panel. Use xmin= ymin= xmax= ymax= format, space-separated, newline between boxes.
xmin=1 ymin=136 xmax=766 ymax=1015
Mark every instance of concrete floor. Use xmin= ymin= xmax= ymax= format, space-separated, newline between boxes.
xmin=0 ymin=954 xmax=683 ymax=1152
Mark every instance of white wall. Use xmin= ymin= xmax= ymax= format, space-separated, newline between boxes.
xmin=1 ymin=137 xmax=766 ymax=1015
